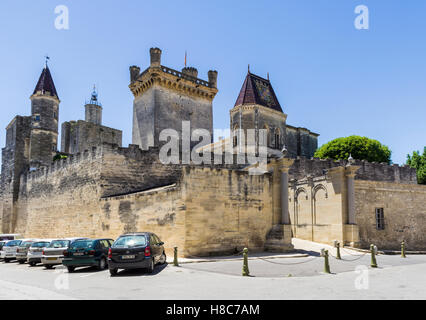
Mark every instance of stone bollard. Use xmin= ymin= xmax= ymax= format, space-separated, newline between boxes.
xmin=370 ymin=244 xmax=378 ymax=268
xmin=242 ymin=248 xmax=250 ymax=277
xmin=173 ymin=247 xmax=179 ymax=267
xmin=324 ymin=250 xmax=331 ymax=274
xmin=336 ymin=242 xmax=341 ymax=260
xmin=401 ymin=241 xmax=406 ymax=258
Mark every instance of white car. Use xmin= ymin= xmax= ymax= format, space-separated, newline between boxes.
xmin=0 ymin=240 xmax=11 ymax=260
xmin=27 ymin=239 xmax=54 ymax=266
xmin=41 ymin=238 xmax=88 ymax=269
xmin=1 ymin=239 xmax=23 ymax=262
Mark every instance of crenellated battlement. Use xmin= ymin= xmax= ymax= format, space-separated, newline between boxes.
xmin=26 ymin=146 xmax=103 ymax=181
xmin=289 ymin=157 xmax=417 ymax=184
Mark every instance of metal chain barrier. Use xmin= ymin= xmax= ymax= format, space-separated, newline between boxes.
xmin=258 ymin=256 xmax=318 ymax=266
xmin=185 ymin=249 xmax=244 ymax=260
xmin=329 ymin=249 xmax=368 ymax=262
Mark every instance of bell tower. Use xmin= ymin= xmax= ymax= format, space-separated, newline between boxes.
xmin=29 ymin=64 xmax=60 ymax=168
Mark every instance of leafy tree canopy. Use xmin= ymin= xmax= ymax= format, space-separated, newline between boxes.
xmin=407 ymin=147 xmax=426 ymax=185
xmin=314 ymin=135 xmax=391 ymax=164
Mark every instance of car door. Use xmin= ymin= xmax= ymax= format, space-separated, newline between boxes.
xmin=99 ymin=240 xmax=109 ymax=258
xmin=150 ymin=234 xmax=160 ymax=263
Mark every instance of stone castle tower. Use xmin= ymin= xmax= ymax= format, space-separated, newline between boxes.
xmin=29 ymin=65 xmax=60 ymax=168
xmin=0 ymin=65 xmax=59 ymax=232
xmin=129 ymin=48 xmax=218 ymax=150
xmin=85 ymin=87 xmax=102 ymax=125
xmin=231 ymin=70 xmax=319 ymax=158
xmin=61 ymin=87 xmax=122 ymax=155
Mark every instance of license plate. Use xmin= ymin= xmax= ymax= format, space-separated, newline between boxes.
xmin=47 ymin=257 xmax=57 ymax=261
xmin=74 ymin=253 xmax=84 ymax=256
xmin=121 ymin=255 xmax=135 ymax=259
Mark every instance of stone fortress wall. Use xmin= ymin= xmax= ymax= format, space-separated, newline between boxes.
xmin=8 ymin=141 xmax=276 ymax=257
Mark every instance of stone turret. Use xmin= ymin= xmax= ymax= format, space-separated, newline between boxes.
xmin=129 ymin=66 xmax=141 ymax=83
xmin=29 ymin=65 xmax=60 ymax=168
xmin=208 ymin=70 xmax=218 ymax=89
xmin=150 ymin=47 xmax=162 ymax=67
xmin=85 ymin=87 xmax=102 ymax=125
xmin=182 ymin=67 xmax=198 ymax=78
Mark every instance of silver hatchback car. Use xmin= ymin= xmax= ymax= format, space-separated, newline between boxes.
xmin=27 ymin=240 xmax=53 ymax=266
xmin=41 ymin=238 xmax=88 ymax=269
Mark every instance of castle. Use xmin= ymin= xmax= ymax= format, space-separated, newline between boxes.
xmin=0 ymin=48 xmax=425 ymax=256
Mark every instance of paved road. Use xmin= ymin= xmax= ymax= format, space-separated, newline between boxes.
xmin=0 ymin=254 xmax=425 ymax=300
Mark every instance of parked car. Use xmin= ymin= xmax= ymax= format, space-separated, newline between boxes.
xmin=62 ymin=239 xmax=114 ymax=272
xmin=108 ymin=232 xmax=166 ymax=276
xmin=16 ymin=240 xmax=37 ymax=264
xmin=41 ymin=238 xmax=88 ymax=269
xmin=1 ymin=239 xmax=23 ymax=262
xmin=27 ymin=240 xmax=53 ymax=266
xmin=0 ymin=240 xmax=10 ymax=260
xmin=0 ymin=234 xmax=22 ymax=241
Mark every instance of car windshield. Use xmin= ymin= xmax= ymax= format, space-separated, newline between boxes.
xmin=113 ymin=235 xmax=147 ymax=248
xmin=49 ymin=240 xmax=70 ymax=248
xmin=5 ymin=240 xmax=21 ymax=247
xmin=31 ymin=242 xmax=50 ymax=248
xmin=70 ymin=240 xmax=95 ymax=249
xmin=19 ymin=241 xmax=33 ymax=248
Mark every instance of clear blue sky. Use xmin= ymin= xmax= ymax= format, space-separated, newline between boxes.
xmin=0 ymin=0 xmax=425 ymax=165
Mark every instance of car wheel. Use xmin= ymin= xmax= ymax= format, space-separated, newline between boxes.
xmin=29 ymin=262 xmax=36 ymax=267
xmin=18 ymin=260 xmax=25 ymax=264
xmin=147 ymin=258 xmax=155 ymax=274
xmin=159 ymin=252 xmax=167 ymax=265
xmin=67 ymin=266 xmax=75 ymax=273
xmin=109 ymin=268 xmax=118 ymax=277
xmin=45 ymin=264 xmax=53 ymax=269
xmin=4 ymin=258 xmax=10 ymax=263
xmin=98 ymin=257 xmax=106 ymax=270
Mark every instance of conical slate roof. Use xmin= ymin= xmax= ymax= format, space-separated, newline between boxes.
xmin=33 ymin=66 xmax=58 ymax=98
xmin=234 ymin=72 xmax=282 ymax=113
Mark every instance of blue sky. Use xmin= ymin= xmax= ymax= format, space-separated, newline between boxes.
xmin=0 ymin=0 xmax=425 ymax=165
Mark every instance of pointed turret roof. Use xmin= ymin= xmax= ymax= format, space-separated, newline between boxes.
xmin=33 ymin=66 xmax=58 ymax=98
xmin=234 ymin=71 xmax=282 ymax=113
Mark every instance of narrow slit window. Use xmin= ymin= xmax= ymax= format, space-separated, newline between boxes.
xmin=375 ymin=208 xmax=385 ymax=230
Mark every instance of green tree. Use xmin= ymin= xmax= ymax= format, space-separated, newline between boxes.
xmin=314 ymin=135 xmax=391 ymax=164
xmin=407 ymin=147 xmax=426 ymax=185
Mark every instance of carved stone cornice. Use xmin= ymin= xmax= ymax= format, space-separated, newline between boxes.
xmin=129 ymin=66 xmax=218 ymax=101
xmin=230 ymin=104 xmax=287 ymax=121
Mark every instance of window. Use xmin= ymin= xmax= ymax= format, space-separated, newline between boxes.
xmin=33 ymin=115 xmax=41 ymax=122
xmin=53 ymin=112 xmax=57 ymax=119
xmin=233 ymin=125 xmax=239 ymax=147
xmin=375 ymin=208 xmax=385 ymax=230
xmin=274 ymin=128 xmax=280 ymax=149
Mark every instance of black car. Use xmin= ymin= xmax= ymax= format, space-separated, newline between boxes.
xmin=108 ymin=232 xmax=166 ymax=276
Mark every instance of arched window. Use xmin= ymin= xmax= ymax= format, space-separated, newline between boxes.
xmin=233 ymin=124 xmax=239 ymax=147
xmin=274 ymin=128 xmax=280 ymax=149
